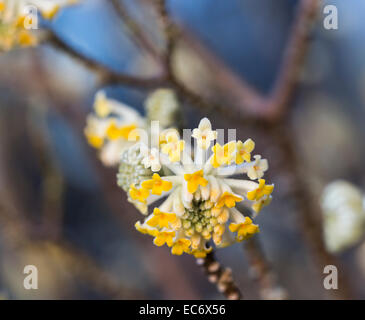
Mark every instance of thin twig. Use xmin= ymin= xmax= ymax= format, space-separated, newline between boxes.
xmin=154 ymin=0 xmax=178 ymax=73
xmin=110 ymin=0 xmax=163 ymax=65
xmin=267 ymin=0 xmax=320 ymax=120
xmin=244 ymin=238 xmax=288 ymax=300
xmin=177 ymin=28 xmax=266 ymax=118
xmin=25 ymin=102 xmax=65 ymax=239
xmin=47 ymin=32 xmax=167 ymax=88
xmin=197 ymin=250 xmax=242 ymax=300
xmin=149 ymin=0 xmax=319 ymax=121
xmin=271 ymin=123 xmax=354 ymax=299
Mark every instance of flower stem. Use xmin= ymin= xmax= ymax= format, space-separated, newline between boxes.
xmin=244 ymin=238 xmax=288 ymax=299
xmin=196 ymin=250 xmax=242 ymax=300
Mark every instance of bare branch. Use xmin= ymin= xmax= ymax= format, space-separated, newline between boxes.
xmin=266 ymin=0 xmax=320 ymax=120
xmin=176 ymin=29 xmax=266 ymax=118
xmin=148 ymin=0 xmax=320 ymax=121
xmin=46 ymin=32 xmax=167 ymax=88
xmin=271 ymin=123 xmax=354 ymax=299
xmin=110 ymin=0 xmax=163 ymax=66
xmin=197 ymin=250 xmax=242 ymax=300
xmin=244 ymin=238 xmax=288 ymax=300
xmin=154 ymin=0 xmax=178 ymax=72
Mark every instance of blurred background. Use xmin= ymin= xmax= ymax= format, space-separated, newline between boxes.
xmin=1 ymin=0 xmax=365 ymax=299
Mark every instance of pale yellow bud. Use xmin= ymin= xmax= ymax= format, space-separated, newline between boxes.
xmin=213 ymin=233 xmax=222 ymax=245
xmin=211 ymin=206 xmax=222 ymax=217
xmin=191 ymin=234 xmax=201 ymax=249
xmin=183 ymin=220 xmax=191 ymax=229
xmin=217 ymin=208 xmax=229 ymax=224
xmin=210 ymin=217 xmax=218 ymax=226
xmin=195 ymin=223 xmax=203 ymax=233
xmin=214 ymin=224 xmax=225 ymax=236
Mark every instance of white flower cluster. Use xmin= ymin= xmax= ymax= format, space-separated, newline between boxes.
xmin=321 ymin=180 xmax=365 ymax=253
xmin=122 ymin=118 xmax=273 ymax=257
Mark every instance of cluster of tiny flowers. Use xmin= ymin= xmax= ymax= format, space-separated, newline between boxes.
xmin=0 ymin=0 xmax=78 ymax=52
xmin=120 ymin=117 xmax=274 ymax=258
xmin=144 ymin=88 xmax=182 ymax=129
xmin=84 ymin=89 xmax=181 ymax=167
xmin=84 ymin=90 xmax=145 ymax=166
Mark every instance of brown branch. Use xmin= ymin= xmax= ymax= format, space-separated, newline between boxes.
xmin=266 ymin=0 xmax=320 ymax=120
xmin=45 ymin=0 xmax=319 ymax=123
xmin=154 ymin=0 xmax=178 ymax=73
xmin=196 ymin=250 xmax=242 ymax=300
xmin=45 ymin=2 xmax=260 ymax=122
xmin=148 ymin=0 xmax=319 ymax=121
xmin=25 ymin=106 xmax=65 ymax=239
xmin=46 ymin=32 xmax=167 ymax=88
xmin=271 ymin=123 xmax=354 ymax=299
xmin=244 ymin=238 xmax=288 ymax=300
xmin=149 ymin=0 xmax=264 ymax=119
xmin=110 ymin=0 xmax=164 ymax=66
xmin=177 ymin=28 xmax=266 ymax=118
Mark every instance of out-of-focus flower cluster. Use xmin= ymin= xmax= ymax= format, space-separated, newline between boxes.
xmin=321 ymin=180 xmax=365 ymax=253
xmin=0 ymin=0 xmax=78 ymax=51
xmin=85 ymin=88 xmax=274 ymax=258
xmin=84 ymin=89 xmax=181 ymax=167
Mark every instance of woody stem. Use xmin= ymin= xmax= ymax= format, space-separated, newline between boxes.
xmin=196 ymin=250 xmax=242 ymax=300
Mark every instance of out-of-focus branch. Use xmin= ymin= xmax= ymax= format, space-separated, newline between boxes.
xmin=147 ymin=0 xmax=319 ymax=121
xmin=47 ymin=32 xmax=167 ymax=88
xmin=176 ymin=29 xmax=266 ymax=118
xmin=26 ymin=108 xmax=64 ymax=239
xmin=266 ymin=0 xmax=319 ymax=120
xmin=150 ymin=0 xmax=262 ymax=123
xmin=110 ymin=0 xmax=163 ymax=66
xmin=45 ymin=0 xmax=319 ymax=122
xmin=154 ymin=0 xmax=177 ymax=72
xmin=197 ymin=250 xmax=242 ymax=300
xmin=271 ymin=124 xmax=354 ymax=299
xmin=244 ymin=238 xmax=288 ymax=300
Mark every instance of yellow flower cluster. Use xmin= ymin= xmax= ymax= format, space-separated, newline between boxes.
xmin=85 ymin=89 xmax=183 ymax=168
xmin=0 ymin=0 xmax=78 ymax=52
xmin=211 ymin=139 xmax=255 ymax=168
xmin=0 ymin=1 xmax=36 ymax=51
xmin=84 ymin=91 xmax=145 ymax=166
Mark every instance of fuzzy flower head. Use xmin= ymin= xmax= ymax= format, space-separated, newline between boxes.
xmin=84 ymin=90 xmax=145 ymax=166
xmin=0 ymin=0 xmax=78 ymax=51
xmin=125 ymin=117 xmax=273 ymax=258
xmin=145 ymin=88 xmax=182 ymax=129
xmin=85 ymin=89 xmax=183 ymax=167
xmin=321 ymin=180 xmax=365 ymax=253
